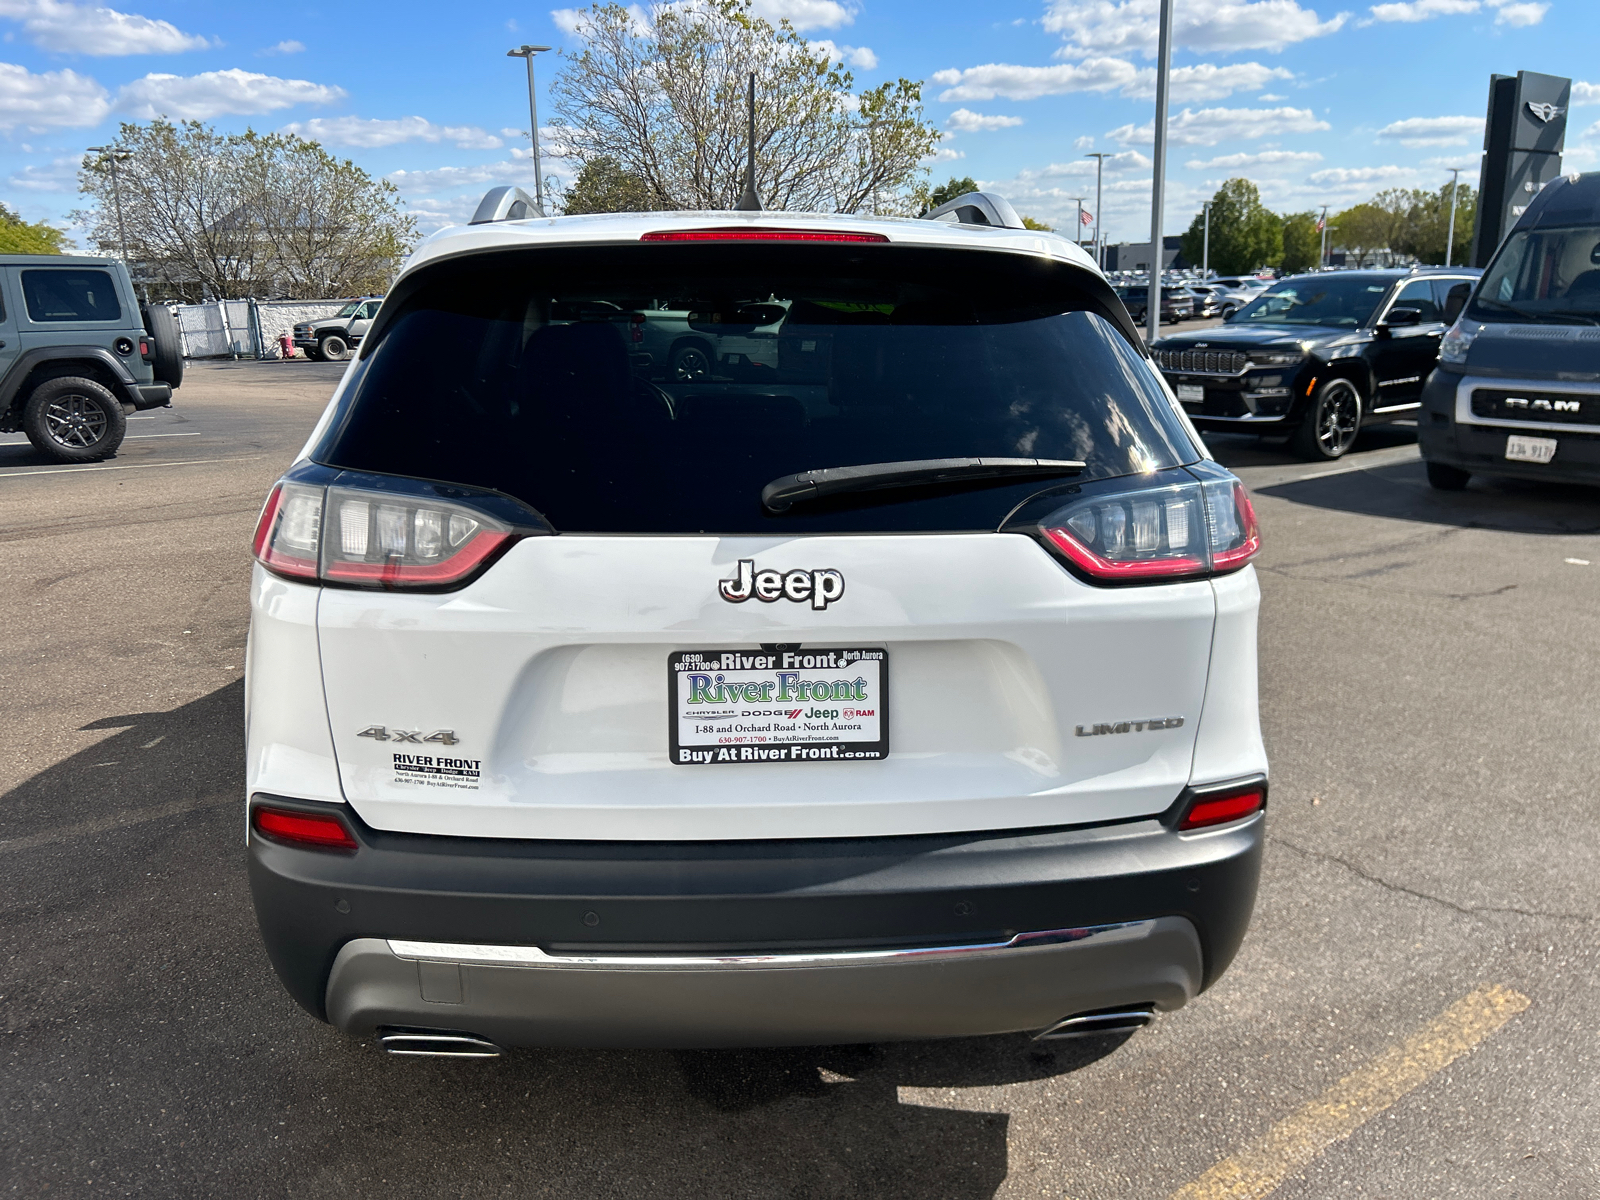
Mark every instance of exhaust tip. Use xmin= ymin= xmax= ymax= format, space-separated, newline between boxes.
xmin=377 ymin=1026 xmax=503 ymax=1058
xmin=1034 ymin=1004 xmax=1155 ymax=1041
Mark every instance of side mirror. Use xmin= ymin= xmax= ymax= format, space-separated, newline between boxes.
xmin=1382 ymin=306 xmax=1423 ymax=329
xmin=1222 ymin=309 xmax=1236 ymax=323
xmin=1443 ymin=283 xmax=1471 ymax=324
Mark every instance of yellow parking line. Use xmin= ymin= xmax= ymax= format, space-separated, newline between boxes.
xmin=1170 ymin=984 xmax=1531 ymax=1200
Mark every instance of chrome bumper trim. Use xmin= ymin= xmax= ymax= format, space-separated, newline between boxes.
xmin=1186 ymin=411 xmax=1289 ymax=424
xmin=388 ymin=920 xmax=1155 ymax=972
xmin=1453 ymin=374 xmax=1600 ymax=436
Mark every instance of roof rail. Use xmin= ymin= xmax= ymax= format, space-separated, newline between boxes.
xmin=920 ymin=191 xmax=1025 ymax=231
xmin=470 ymin=186 xmax=540 ymax=225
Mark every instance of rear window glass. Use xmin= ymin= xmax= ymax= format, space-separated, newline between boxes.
xmin=21 ymin=269 xmax=121 ymax=322
xmin=315 ymin=244 xmax=1199 ymax=534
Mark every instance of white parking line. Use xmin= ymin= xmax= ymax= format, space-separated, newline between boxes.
xmin=0 ymin=455 xmax=258 ymax=478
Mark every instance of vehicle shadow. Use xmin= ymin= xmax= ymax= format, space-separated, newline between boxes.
xmin=2 ymin=679 xmax=1132 ymax=1199
xmin=1201 ymin=424 xmax=1418 ymax=470
xmin=1254 ymin=457 xmax=1600 ymax=534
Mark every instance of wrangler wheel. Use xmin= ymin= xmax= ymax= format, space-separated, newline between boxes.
xmin=23 ymin=376 xmax=127 ymax=464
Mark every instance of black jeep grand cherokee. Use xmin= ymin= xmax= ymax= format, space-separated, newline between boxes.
xmin=1151 ymin=268 xmax=1479 ymax=460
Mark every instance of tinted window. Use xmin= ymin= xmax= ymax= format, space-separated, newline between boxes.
xmin=1232 ymin=275 xmax=1390 ymax=328
xmin=1390 ymin=278 xmax=1440 ymax=322
xmin=316 ymin=245 xmax=1198 ymax=534
xmin=21 ymin=269 xmax=121 ymax=322
xmin=1472 ymin=226 xmax=1600 ymax=319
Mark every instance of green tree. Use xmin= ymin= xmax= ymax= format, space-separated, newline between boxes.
xmin=1020 ymin=215 xmax=1053 ymax=231
xmin=551 ymin=0 xmax=939 ymax=214
xmin=77 ymin=119 xmax=415 ymax=300
xmin=1279 ymin=211 xmax=1321 ymax=275
xmin=562 ymin=156 xmax=658 ymax=214
xmin=1330 ymin=202 xmax=1392 ymax=267
xmin=1393 ymin=181 xmax=1477 ymax=264
xmin=1180 ymin=179 xmax=1282 ymax=275
xmin=917 ymin=174 xmax=979 ymax=215
xmin=0 ymin=203 xmax=68 ymax=254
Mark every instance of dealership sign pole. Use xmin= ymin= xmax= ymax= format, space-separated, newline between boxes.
xmin=1146 ymin=0 xmax=1174 ymax=344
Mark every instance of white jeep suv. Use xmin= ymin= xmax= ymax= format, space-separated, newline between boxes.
xmin=245 ymin=199 xmax=1267 ymax=1055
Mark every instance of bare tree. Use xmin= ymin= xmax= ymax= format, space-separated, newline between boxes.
xmin=77 ymin=120 xmax=415 ymax=300
xmin=550 ymin=0 xmax=938 ymax=215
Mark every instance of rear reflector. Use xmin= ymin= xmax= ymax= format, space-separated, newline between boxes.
xmin=1179 ymin=789 xmax=1264 ymax=830
xmin=640 ymin=227 xmax=889 ymax=243
xmin=253 ymin=805 xmax=358 ymax=851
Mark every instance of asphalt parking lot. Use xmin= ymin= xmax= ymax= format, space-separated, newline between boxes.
xmin=3 ymin=359 xmax=1598 ymax=1197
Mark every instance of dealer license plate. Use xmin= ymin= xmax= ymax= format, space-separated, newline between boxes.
xmin=1176 ymin=384 xmax=1205 ymax=403
xmin=1505 ymin=434 xmax=1557 ymax=464
xmin=669 ymin=647 xmax=888 ymax=765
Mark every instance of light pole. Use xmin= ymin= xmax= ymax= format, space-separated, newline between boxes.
xmin=86 ymin=145 xmax=132 ymax=263
xmin=1318 ymin=204 xmax=1331 ymax=269
xmin=1145 ymin=0 xmax=1174 ymax=344
xmin=1068 ymin=196 xmax=1086 ymax=250
xmin=1201 ymin=200 xmax=1211 ymax=277
xmin=506 ymin=45 xmax=552 ymax=216
xmin=1085 ymin=152 xmax=1108 ymax=269
xmin=1444 ymin=167 xmax=1465 ymax=267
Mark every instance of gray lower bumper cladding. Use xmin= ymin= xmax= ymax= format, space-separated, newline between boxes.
xmin=325 ymin=917 xmax=1203 ymax=1049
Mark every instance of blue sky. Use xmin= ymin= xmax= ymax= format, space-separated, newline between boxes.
xmin=1 ymin=0 xmax=1595 ymax=249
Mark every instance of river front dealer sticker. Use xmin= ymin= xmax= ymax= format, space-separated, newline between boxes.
xmin=669 ymin=647 xmax=888 ymax=765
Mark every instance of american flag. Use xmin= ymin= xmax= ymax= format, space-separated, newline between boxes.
xmin=1080 ymin=209 xmax=1094 ymax=227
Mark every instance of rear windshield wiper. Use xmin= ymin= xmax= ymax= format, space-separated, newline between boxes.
xmin=762 ymin=457 xmax=1086 ymax=513
xmin=1474 ymin=297 xmax=1600 ymax=326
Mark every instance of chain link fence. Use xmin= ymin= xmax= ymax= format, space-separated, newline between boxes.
xmin=170 ymin=299 xmax=352 ymax=359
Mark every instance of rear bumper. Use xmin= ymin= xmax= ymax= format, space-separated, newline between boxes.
xmin=248 ymin=793 xmax=1263 ymax=1048
xmin=134 ymin=383 xmax=172 ymax=409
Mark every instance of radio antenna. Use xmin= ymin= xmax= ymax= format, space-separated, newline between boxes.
xmin=735 ymin=72 xmax=762 ymax=211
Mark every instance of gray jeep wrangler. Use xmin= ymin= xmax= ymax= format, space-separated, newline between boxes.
xmin=0 ymin=254 xmax=182 ymax=464
xmin=292 ymin=296 xmax=383 ymax=362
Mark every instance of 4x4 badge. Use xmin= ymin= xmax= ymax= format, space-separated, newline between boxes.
xmin=357 ymin=726 xmax=460 ymax=745
xmin=718 ymin=559 xmax=845 ymax=610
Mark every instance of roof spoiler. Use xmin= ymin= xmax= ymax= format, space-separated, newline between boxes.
xmin=470 ymin=186 xmax=540 ymax=225
xmin=920 ymin=191 xmax=1025 ymax=231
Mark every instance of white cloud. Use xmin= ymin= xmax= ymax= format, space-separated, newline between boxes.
xmin=933 ymin=58 xmax=1138 ymax=101
xmin=552 ymin=3 xmax=649 ymax=36
xmin=387 ymin=162 xmax=531 ymax=194
xmin=1307 ymin=164 xmax=1415 ymax=184
xmin=1258 ymin=92 xmax=1286 ymax=100
xmin=1110 ymin=105 xmax=1330 ymax=147
xmin=810 ymin=39 xmax=877 ymax=68
xmin=6 ymin=154 xmax=81 ymax=191
xmin=749 ymin=0 xmax=854 ymax=29
xmin=933 ymin=57 xmax=1290 ymax=103
xmin=0 ymin=0 xmax=212 ymax=55
xmin=1573 ymin=82 xmax=1600 ymax=106
xmin=1043 ymin=0 xmax=1347 ymax=57
xmin=1184 ymin=148 xmax=1323 ymax=169
xmin=929 ymin=147 xmax=965 ymax=161
xmin=945 ymin=108 xmax=1025 ymax=132
xmin=1074 ymin=134 xmax=1095 ymax=149
xmin=116 ymin=69 xmax=346 ymax=119
xmin=1489 ymin=0 xmax=1545 ymax=24
xmin=284 ymin=116 xmax=503 ymax=150
xmin=259 ymin=39 xmax=305 ymax=55
xmin=1376 ymin=114 xmax=1482 ymax=147
xmin=0 ymin=62 xmax=110 ymax=130
xmin=1367 ymin=0 xmax=1476 ymax=22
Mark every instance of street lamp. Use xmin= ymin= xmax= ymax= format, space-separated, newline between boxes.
xmin=506 ymin=45 xmax=553 ymax=216
xmin=1146 ymin=0 xmax=1175 ymax=343
xmin=1085 ymin=152 xmax=1108 ymax=269
xmin=1202 ymin=200 xmax=1211 ymax=277
xmin=86 ymin=145 xmax=132 ymax=263
xmin=1444 ymin=167 xmax=1466 ymax=267
xmin=1318 ymin=204 xmax=1331 ymax=270
xmin=1067 ymin=196 xmax=1086 ymax=250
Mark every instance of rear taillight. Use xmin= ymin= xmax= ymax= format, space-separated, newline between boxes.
xmin=252 ymin=475 xmax=519 ymax=590
xmin=253 ymin=804 xmax=358 ymax=851
xmin=1036 ymin=476 xmax=1259 ymax=584
xmin=1179 ymin=786 xmax=1264 ymax=830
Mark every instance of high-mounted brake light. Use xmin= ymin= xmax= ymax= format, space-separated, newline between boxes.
xmin=253 ymin=804 xmax=358 ymax=851
xmin=1036 ymin=476 xmax=1259 ymax=584
xmin=252 ymin=477 xmax=519 ymax=590
xmin=640 ymin=227 xmax=889 ymax=243
xmin=1179 ymin=787 xmax=1264 ymax=830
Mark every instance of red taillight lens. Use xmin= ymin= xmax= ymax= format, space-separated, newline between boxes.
xmin=1179 ymin=788 xmax=1264 ymax=830
xmin=252 ymin=483 xmax=321 ymax=581
xmin=253 ymin=805 xmax=358 ymax=850
xmin=1037 ymin=475 xmax=1259 ymax=584
xmin=640 ymin=227 xmax=889 ymax=243
xmin=139 ymin=339 xmax=150 ymax=358
xmin=252 ymin=479 xmax=519 ymax=589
